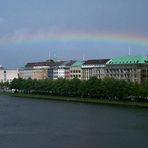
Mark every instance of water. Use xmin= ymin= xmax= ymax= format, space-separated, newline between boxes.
xmin=0 ymin=95 xmax=148 ymax=148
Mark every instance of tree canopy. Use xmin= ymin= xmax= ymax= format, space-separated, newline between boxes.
xmin=10 ymin=77 xmax=148 ymax=102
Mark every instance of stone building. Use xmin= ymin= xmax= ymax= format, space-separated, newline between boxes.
xmin=52 ymin=61 xmax=65 ymax=79
xmin=82 ymin=59 xmax=109 ymax=80
xmin=19 ymin=60 xmax=53 ymax=80
xmin=106 ymin=55 xmax=148 ymax=83
xmin=19 ymin=60 xmax=65 ymax=80
xmin=0 ymin=66 xmax=19 ymax=83
xmin=57 ymin=60 xmax=76 ymax=79
xmin=70 ymin=61 xmax=84 ymax=80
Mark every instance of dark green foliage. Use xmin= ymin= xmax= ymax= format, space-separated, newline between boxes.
xmin=0 ymin=81 xmax=10 ymax=89
xmin=10 ymin=77 xmax=148 ymax=102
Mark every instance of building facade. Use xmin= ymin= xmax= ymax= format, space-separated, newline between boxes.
xmin=106 ymin=55 xmax=148 ymax=83
xmin=70 ymin=61 xmax=84 ymax=80
xmin=0 ymin=68 xmax=19 ymax=83
xmin=17 ymin=55 xmax=148 ymax=83
xmin=82 ymin=59 xmax=109 ymax=80
xmin=19 ymin=60 xmax=65 ymax=80
xmin=19 ymin=68 xmax=33 ymax=79
xmin=19 ymin=60 xmax=54 ymax=80
xmin=57 ymin=61 xmax=76 ymax=79
xmin=52 ymin=61 xmax=65 ymax=79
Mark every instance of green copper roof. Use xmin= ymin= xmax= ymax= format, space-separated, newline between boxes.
xmin=106 ymin=55 xmax=148 ymax=65
xmin=61 ymin=61 xmax=69 ymax=66
xmin=71 ymin=61 xmax=84 ymax=67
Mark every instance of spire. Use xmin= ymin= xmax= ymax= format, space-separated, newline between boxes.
xmin=54 ymin=53 xmax=56 ymax=60
xmin=82 ymin=53 xmax=85 ymax=61
xmin=49 ymin=50 xmax=51 ymax=60
xmin=128 ymin=47 xmax=131 ymax=56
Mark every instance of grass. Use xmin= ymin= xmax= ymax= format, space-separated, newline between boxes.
xmin=3 ymin=93 xmax=148 ymax=108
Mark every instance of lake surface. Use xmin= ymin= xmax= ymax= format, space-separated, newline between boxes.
xmin=0 ymin=96 xmax=148 ymax=148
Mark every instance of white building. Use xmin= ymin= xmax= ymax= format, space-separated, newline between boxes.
xmin=82 ymin=59 xmax=110 ymax=80
xmin=19 ymin=68 xmax=33 ymax=79
xmin=5 ymin=69 xmax=19 ymax=83
xmin=0 ymin=68 xmax=19 ymax=83
xmin=57 ymin=61 xmax=76 ymax=79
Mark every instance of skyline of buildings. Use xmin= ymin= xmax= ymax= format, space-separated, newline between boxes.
xmin=0 ymin=54 xmax=148 ymax=84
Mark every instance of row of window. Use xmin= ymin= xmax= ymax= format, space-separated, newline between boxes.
xmin=71 ymin=75 xmax=81 ymax=78
xmin=70 ymin=70 xmax=81 ymax=73
xmin=106 ymin=69 xmax=137 ymax=72
xmin=109 ymin=60 xmax=139 ymax=64
xmin=108 ymin=74 xmax=137 ymax=78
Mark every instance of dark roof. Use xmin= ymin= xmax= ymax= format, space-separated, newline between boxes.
xmin=52 ymin=61 xmax=65 ymax=66
xmin=60 ymin=60 xmax=76 ymax=67
xmin=25 ymin=59 xmax=55 ymax=67
xmin=83 ymin=59 xmax=110 ymax=65
xmin=25 ymin=60 xmax=64 ymax=68
xmin=66 ymin=60 xmax=76 ymax=66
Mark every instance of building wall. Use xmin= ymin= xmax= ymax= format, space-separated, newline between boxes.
xmin=82 ymin=69 xmax=90 ymax=80
xmin=53 ymin=68 xmax=58 ymax=80
xmin=0 ymin=69 xmax=19 ymax=83
xmin=105 ymin=64 xmax=142 ymax=83
xmin=19 ymin=69 xmax=33 ymax=79
xmin=0 ymin=70 xmax=4 ymax=82
xmin=33 ymin=69 xmax=48 ymax=80
xmin=56 ymin=68 xmax=71 ymax=79
xmin=82 ymin=66 xmax=106 ymax=80
xmin=58 ymin=68 xmax=65 ymax=78
xmin=5 ymin=69 xmax=19 ymax=83
xmin=138 ymin=65 xmax=148 ymax=83
xmin=65 ymin=68 xmax=70 ymax=79
xmin=70 ymin=67 xmax=82 ymax=80
xmin=48 ymin=68 xmax=53 ymax=79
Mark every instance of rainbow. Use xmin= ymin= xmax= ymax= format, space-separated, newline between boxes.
xmin=0 ymin=31 xmax=148 ymax=48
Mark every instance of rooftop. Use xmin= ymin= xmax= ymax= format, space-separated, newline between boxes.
xmin=106 ymin=55 xmax=148 ymax=65
xmin=25 ymin=60 xmax=64 ymax=68
xmin=83 ymin=59 xmax=110 ymax=65
xmin=60 ymin=60 xmax=76 ymax=67
xmin=25 ymin=62 xmax=51 ymax=67
xmin=71 ymin=61 xmax=85 ymax=67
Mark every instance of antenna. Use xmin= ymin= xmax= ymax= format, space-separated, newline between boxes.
xmin=128 ymin=47 xmax=131 ymax=56
xmin=53 ymin=53 xmax=57 ymax=61
xmin=49 ymin=50 xmax=51 ymax=60
xmin=54 ymin=53 xmax=56 ymax=58
xmin=82 ymin=53 xmax=85 ymax=61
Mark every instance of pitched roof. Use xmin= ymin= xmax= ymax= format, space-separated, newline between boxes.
xmin=25 ymin=60 xmax=64 ymax=68
xmin=66 ymin=60 xmax=76 ymax=66
xmin=25 ymin=62 xmax=51 ymax=67
xmin=71 ymin=61 xmax=85 ymax=67
xmin=60 ymin=60 xmax=76 ymax=66
xmin=83 ymin=59 xmax=110 ymax=65
xmin=52 ymin=61 xmax=65 ymax=66
xmin=106 ymin=55 xmax=148 ymax=65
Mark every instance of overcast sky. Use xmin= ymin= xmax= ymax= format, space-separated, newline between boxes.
xmin=0 ymin=0 xmax=148 ymax=67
